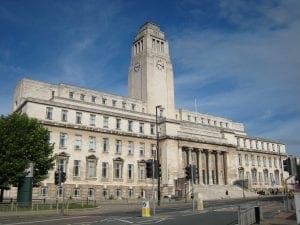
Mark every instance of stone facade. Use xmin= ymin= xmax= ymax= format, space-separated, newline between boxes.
xmin=9 ymin=22 xmax=287 ymax=201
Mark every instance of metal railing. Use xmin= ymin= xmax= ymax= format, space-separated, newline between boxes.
xmin=237 ymin=202 xmax=262 ymax=225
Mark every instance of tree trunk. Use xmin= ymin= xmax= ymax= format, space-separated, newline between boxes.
xmin=0 ymin=188 xmax=4 ymax=202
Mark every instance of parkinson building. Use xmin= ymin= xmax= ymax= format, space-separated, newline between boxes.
xmin=12 ymin=22 xmax=287 ymax=200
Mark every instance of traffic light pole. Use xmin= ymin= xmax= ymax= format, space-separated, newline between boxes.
xmin=152 ymin=159 xmax=156 ymax=216
xmin=191 ymin=165 xmax=195 ymax=213
xmin=156 ymin=105 xmax=161 ymax=206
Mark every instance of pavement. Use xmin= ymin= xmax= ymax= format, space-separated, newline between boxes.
xmin=260 ymin=200 xmax=297 ymax=225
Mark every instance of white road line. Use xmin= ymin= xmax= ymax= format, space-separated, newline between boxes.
xmin=117 ymin=218 xmax=134 ymax=224
xmin=3 ymin=216 xmax=88 ymax=225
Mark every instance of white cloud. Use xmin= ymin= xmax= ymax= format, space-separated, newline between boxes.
xmin=171 ymin=0 xmax=300 ymax=155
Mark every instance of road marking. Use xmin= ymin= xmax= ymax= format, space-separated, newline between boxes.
xmin=2 ymin=216 xmax=88 ymax=225
xmin=117 ymin=218 xmax=134 ymax=224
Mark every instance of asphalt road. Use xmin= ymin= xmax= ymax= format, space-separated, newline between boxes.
xmin=0 ymin=196 xmax=283 ymax=225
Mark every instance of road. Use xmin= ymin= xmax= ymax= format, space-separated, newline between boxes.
xmin=0 ymin=196 xmax=282 ymax=225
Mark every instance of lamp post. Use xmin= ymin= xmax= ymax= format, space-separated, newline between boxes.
xmin=156 ymin=105 xmax=163 ymax=206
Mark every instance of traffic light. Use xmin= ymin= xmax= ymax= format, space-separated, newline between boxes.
xmin=153 ymin=160 xmax=160 ymax=179
xmin=61 ymin=171 xmax=66 ymax=183
xmin=283 ymin=158 xmax=292 ymax=175
xmin=146 ymin=159 xmax=154 ymax=178
xmin=158 ymin=163 xmax=162 ymax=178
xmin=54 ymin=171 xmax=60 ymax=185
xmin=193 ymin=166 xmax=199 ymax=180
xmin=185 ymin=165 xmax=192 ymax=180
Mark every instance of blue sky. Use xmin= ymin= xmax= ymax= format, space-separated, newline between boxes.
xmin=0 ymin=0 xmax=299 ymax=156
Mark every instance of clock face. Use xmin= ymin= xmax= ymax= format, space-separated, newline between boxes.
xmin=134 ymin=62 xmax=140 ymax=72
xmin=156 ymin=59 xmax=164 ymax=70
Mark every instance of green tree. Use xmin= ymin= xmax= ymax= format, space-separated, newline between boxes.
xmin=0 ymin=112 xmax=54 ymax=202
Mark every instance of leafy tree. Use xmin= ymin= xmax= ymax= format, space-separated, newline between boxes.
xmin=0 ymin=112 xmax=54 ymax=202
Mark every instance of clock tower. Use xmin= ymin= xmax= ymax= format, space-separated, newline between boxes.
xmin=128 ymin=22 xmax=175 ymax=118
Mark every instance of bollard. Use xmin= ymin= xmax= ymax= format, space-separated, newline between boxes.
xmin=141 ymin=201 xmax=150 ymax=217
xmin=197 ymin=193 xmax=203 ymax=210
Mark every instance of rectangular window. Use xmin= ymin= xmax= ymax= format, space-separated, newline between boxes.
xmin=76 ymin=112 xmax=82 ymax=124
xmin=238 ymin=154 xmax=242 ymax=166
xmin=91 ymin=96 xmax=96 ymax=103
xmin=139 ymin=122 xmax=144 ymax=133
xmin=274 ymin=158 xmax=277 ymax=168
xmin=128 ymin=141 xmax=134 ymax=155
xmin=122 ymin=102 xmax=126 ymax=109
xmin=102 ymin=189 xmax=108 ymax=198
xmin=46 ymin=107 xmax=53 ymax=120
xmin=251 ymin=155 xmax=255 ymax=166
xmin=257 ymin=156 xmax=261 ymax=167
xmin=57 ymin=187 xmax=63 ymax=197
xmin=150 ymin=124 xmax=155 ymax=135
xmin=116 ymin=140 xmax=122 ymax=154
xmin=139 ymin=165 xmax=145 ymax=180
xmin=73 ymin=188 xmax=80 ymax=197
xmin=73 ymin=160 xmax=81 ymax=177
xmin=151 ymin=144 xmax=156 ymax=157
xmin=80 ymin=94 xmax=85 ymax=101
xmin=41 ymin=186 xmax=48 ymax=197
xmin=128 ymin=120 xmax=133 ymax=131
xmin=61 ymin=110 xmax=68 ymax=122
xmin=245 ymin=154 xmax=249 ymax=166
xmin=103 ymin=116 xmax=109 ymax=128
xmin=88 ymin=188 xmax=95 ymax=198
xmin=69 ymin=92 xmax=74 ymax=99
xmin=59 ymin=133 xmax=67 ymax=148
xmin=74 ymin=135 xmax=82 ymax=149
xmin=128 ymin=188 xmax=134 ymax=198
xmin=263 ymin=156 xmax=267 ymax=167
xmin=103 ymin=138 xmax=109 ymax=152
xmin=102 ymin=162 xmax=109 ymax=178
xmin=112 ymin=100 xmax=117 ymax=107
xmin=89 ymin=136 xmax=96 ymax=151
xmin=90 ymin=114 xmax=96 ymax=126
xmin=269 ymin=157 xmax=272 ymax=167
xmin=58 ymin=159 xmax=66 ymax=172
xmin=87 ymin=160 xmax=96 ymax=178
xmin=116 ymin=189 xmax=122 ymax=199
xmin=114 ymin=162 xmax=123 ymax=179
xmin=128 ymin=164 xmax=134 ymax=180
xmin=116 ymin=118 xmax=121 ymax=130
xmin=102 ymin=97 xmax=107 ymax=105
xmin=139 ymin=143 xmax=145 ymax=156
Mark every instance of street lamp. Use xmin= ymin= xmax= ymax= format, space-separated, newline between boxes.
xmin=156 ymin=105 xmax=163 ymax=206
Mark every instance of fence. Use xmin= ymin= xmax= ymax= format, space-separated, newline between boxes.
xmin=238 ymin=202 xmax=262 ymax=225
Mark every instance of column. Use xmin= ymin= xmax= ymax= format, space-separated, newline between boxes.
xmin=198 ymin=149 xmax=203 ymax=185
xmin=178 ymin=146 xmax=183 ymax=178
xmin=188 ymin=148 xmax=192 ymax=165
xmin=206 ymin=150 xmax=211 ymax=185
xmin=215 ymin=151 xmax=219 ymax=185
xmin=223 ymin=152 xmax=228 ymax=185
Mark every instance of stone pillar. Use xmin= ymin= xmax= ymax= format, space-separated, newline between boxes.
xmin=223 ymin=152 xmax=228 ymax=185
xmin=215 ymin=152 xmax=219 ymax=185
xmin=206 ymin=150 xmax=211 ymax=185
xmin=188 ymin=148 xmax=192 ymax=165
xmin=218 ymin=152 xmax=224 ymax=185
xmin=198 ymin=150 xmax=203 ymax=185
xmin=178 ymin=146 xmax=184 ymax=178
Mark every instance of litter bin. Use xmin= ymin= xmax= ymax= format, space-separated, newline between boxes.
xmin=142 ymin=201 xmax=150 ymax=217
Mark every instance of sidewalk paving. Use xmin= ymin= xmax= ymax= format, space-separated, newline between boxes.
xmin=261 ymin=201 xmax=297 ymax=225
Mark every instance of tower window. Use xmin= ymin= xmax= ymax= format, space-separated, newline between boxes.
xmin=152 ymin=39 xmax=155 ymax=48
